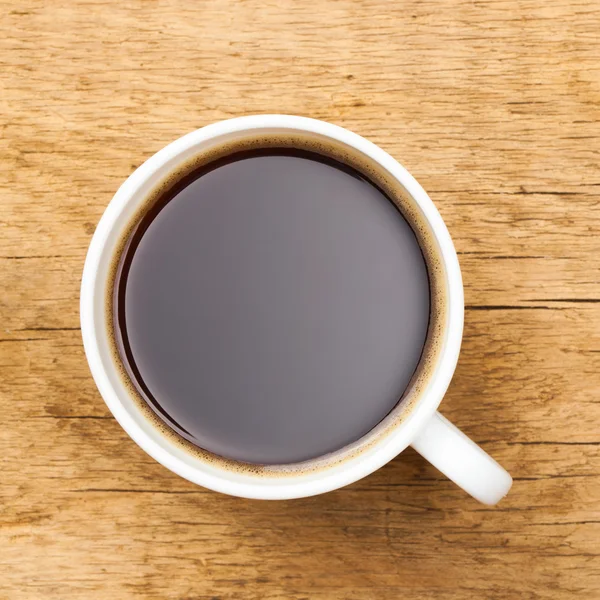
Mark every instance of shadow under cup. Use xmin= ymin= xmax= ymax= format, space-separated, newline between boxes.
xmin=83 ymin=121 xmax=454 ymax=494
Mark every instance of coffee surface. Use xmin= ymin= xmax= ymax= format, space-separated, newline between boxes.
xmin=115 ymin=149 xmax=430 ymax=464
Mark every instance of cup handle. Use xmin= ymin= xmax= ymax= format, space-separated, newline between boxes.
xmin=410 ymin=412 xmax=512 ymax=505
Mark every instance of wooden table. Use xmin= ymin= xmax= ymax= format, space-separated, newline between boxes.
xmin=2 ymin=1 xmax=599 ymax=598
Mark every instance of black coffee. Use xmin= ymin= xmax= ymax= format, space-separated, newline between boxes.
xmin=113 ymin=147 xmax=430 ymax=464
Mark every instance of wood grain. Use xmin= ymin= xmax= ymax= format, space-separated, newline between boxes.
xmin=1 ymin=0 xmax=599 ymax=598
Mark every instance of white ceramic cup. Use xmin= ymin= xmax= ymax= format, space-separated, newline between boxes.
xmin=81 ymin=115 xmax=512 ymax=504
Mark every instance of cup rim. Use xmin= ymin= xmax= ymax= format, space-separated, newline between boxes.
xmin=80 ymin=114 xmax=464 ymax=499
